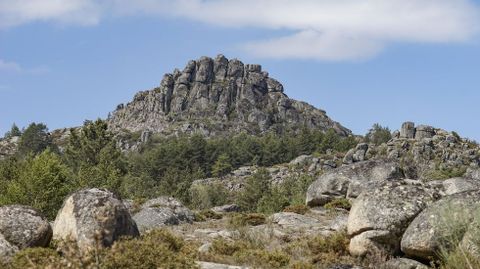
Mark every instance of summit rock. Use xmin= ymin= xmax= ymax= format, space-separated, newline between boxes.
xmin=108 ymin=55 xmax=350 ymax=137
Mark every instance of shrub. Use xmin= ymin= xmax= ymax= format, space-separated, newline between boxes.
xmin=189 ymin=183 xmax=230 ymax=210
xmin=101 ymin=229 xmax=198 ymax=269
xmin=365 ymin=123 xmax=392 ymax=145
xmin=229 ymin=213 xmax=267 ymax=227
xmin=9 ymin=248 xmax=61 ymax=269
xmin=0 ymin=150 xmax=72 ymax=219
xmin=324 ymin=198 xmax=352 ymax=211
xmin=424 ymin=165 xmax=467 ymax=181
xmin=236 ymin=169 xmax=271 ymax=212
xmin=195 ymin=210 xmax=223 ymax=221
xmin=283 ymin=204 xmax=310 ymax=215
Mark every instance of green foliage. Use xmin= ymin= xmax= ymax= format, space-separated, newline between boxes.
xmin=365 ymin=123 xmax=392 ymax=145
xmin=283 ymin=204 xmax=310 ymax=215
xmin=324 ymin=198 xmax=352 ymax=211
xmin=307 ymin=230 xmax=350 ymax=263
xmin=229 ymin=213 xmax=267 ymax=227
xmin=255 ymin=174 xmax=315 ymax=214
xmin=17 ymin=122 xmax=53 ymax=156
xmin=195 ymin=209 xmax=223 ymax=221
xmin=236 ymin=168 xmax=271 ymax=212
xmin=4 ymin=123 xmax=21 ymax=138
xmin=424 ymin=165 xmax=467 ymax=181
xmin=189 ymin=183 xmax=230 ymax=210
xmin=102 ymin=229 xmax=198 ymax=269
xmin=64 ymin=119 xmax=125 ymax=192
xmin=8 ymin=247 xmax=61 ymax=269
xmin=211 ymin=153 xmax=233 ymax=178
xmin=6 ymin=230 xmax=198 ymax=269
xmin=0 ymin=150 xmax=71 ymax=219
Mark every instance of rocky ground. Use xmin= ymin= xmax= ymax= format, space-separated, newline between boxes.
xmin=1 ymin=122 xmax=480 ymax=268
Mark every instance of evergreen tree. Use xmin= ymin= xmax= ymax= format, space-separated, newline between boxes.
xmin=17 ymin=123 xmax=52 ymax=156
xmin=365 ymin=123 xmax=392 ymax=145
xmin=212 ymin=153 xmax=232 ymax=178
xmin=4 ymin=123 xmax=22 ymax=138
xmin=64 ymin=119 xmax=125 ymax=191
xmin=236 ymin=168 xmax=271 ymax=212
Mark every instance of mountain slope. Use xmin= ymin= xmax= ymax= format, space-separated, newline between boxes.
xmin=108 ymin=55 xmax=350 ymax=137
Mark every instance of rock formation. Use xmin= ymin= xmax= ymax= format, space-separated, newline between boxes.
xmin=108 ymin=55 xmax=350 ymax=138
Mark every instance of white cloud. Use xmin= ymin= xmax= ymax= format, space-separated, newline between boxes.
xmin=0 ymin=58 xmax=50 ymax=74
xmin=0 ymin=59 xmax=21 ymax=72
xmin=1 ymin=0 xmax=479 ymax=60
xmin=0 ymin=0 xmax=101 ymax=29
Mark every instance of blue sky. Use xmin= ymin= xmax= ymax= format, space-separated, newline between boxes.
xmin=1 ymin=0 xmax=480 ymax=140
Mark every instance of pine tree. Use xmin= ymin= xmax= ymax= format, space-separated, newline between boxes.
xmin=17 ymin=122 xmax=52 ymax=156
xmin=4 ymin=123 xmax=22 ymax=138
xmin=212 ymin=153 xmax=232 ymax=178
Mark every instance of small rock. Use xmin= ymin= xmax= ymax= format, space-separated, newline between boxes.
xmin=197 ymin=261 xmax=250 ymax=269
xmin=211 ymin=204 xmax=240 ymax=213
xmin=381 ymin=258 xmax=429 ymax=269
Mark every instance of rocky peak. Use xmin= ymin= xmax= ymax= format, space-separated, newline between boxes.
xmin=108 ymin=55 xmax=350 ymax=137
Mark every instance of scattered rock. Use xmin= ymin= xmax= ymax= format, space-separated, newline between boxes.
xmin=441 ymin=177 xmax=480 ymax=195
xmin=381 ymin=258 xmax=429 ymax=269
xmin=197 ymin=261 xmax=250 ymax=269
xmin=211 ymin=204 xmax=240 ymax=213
xmin=133 ymin=197 xmax=195 ymax=233
xmin=270 ymin=212 xmax=321 ymax=228
xmin=53 ymin=188 xmax=139 ymax=251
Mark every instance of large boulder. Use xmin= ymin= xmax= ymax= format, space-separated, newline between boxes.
xmin=0 ymin=205 xmax=52 ymax=249
xmin=347 ymin=181 xmax=438 ymax=256
xmin=133 ymin=197 xmax=195 ymax=233
xmin=306 ymin=160 xmax=404 ymax=206
xmin=401 ymin=190 xmax=480 ymax=260
xmin=53 ymin=188 xmax=139 ymax=251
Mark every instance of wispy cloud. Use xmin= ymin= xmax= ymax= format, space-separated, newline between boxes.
xmin=0 ymin=59 xmax=22 ymax=72
xmin=0 ymin=58 xmax=50 ymax=74
xmin=1 ymin=0 xmax=479 ymax=61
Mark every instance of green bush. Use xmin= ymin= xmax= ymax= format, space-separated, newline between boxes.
xmin=102 ymin=230 xmax=198 ymax=269
xmin=8 ymin=248 xmax=61 ymax=269
xmin=229 ymin=213 xmax=267 ymax=227
xmin=189 ymin=183 xmax=230 ymax=210
xmin=324 ymin=198 xmax=352 ymax=211
xmin=0 ymin=150 xmax=71 ymax=219
xmin=283 ymin=204 xmax=310 ymax=215
xmin=365 ymin=123 xmax=392 ymax=145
